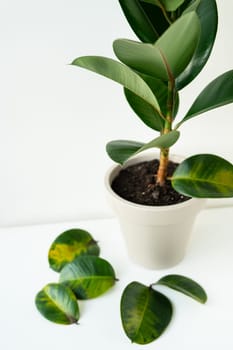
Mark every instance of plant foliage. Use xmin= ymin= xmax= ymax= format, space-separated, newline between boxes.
xmin=172 ymin=154 xmax=233 ymax=197
xmin=35 ymin=228 xmax=116 ymax=325
xmin=121 ymin=282 xmax=172 ymax=344
xmin=48 ymin=228 xmax=100 ymax=272
xmin=35 ymin=229 xmax=207 ymax=344
xmin=35 ymin=283 xmax=80 ymax=325
xmin=71 ymin=0 xmax=233 ymax=197
xmin=156 ymin=274 xmax=207 ymax=303
xmin=121 ymin=275 xmax=207 ymax=344
xmin=59 ymin=255 xmax=116 ymax=299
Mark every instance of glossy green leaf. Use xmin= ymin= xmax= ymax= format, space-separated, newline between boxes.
xmin=178 ymin=70 xmax=233 ymax=126
xmin=156 ymin=275 xmax=207 ymax=303
xmin=119 ymin=0 xmax=194 ymax=44
xmin=106 ymin=131 xmax=180 ymax=164
xmin=124 ymin=88 xmax=164 ymax=131
xmin=121 ymin=282 xmax=172 ymax=344
xmin=59 ymin=255 xmax=116 ymax=300
xmin=172 ymin=154 xmax=233 ymax=198
xmin=35 ymin=283 xmax=79 ymax=325
xmin=136 ymin=130 xmax=180 ymax=154
xmin=182 ymin=0 xmax=201 ymax=14
xmin=48 ymin=229 xmax=100 ymax=273
xmin=141 ymin=0 xmax=185 ymax=11
xmin=119 ymin=0 xmax=160 ymax=42
xmin=71 ymin=56 xmax=160 ymax=112
xmin=113 ymin=12 xmax=200 ymax=81
xmin=176 ymin=0 xmax=218 ymax=89
xmin=106 ymin=140 xmax=145 ymax=164
xmin=124 ymin=75 xmax=179 ymax=131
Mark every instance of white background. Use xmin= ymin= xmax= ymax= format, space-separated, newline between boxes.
xmin=1 ymin=0 xmax=233 ymax=226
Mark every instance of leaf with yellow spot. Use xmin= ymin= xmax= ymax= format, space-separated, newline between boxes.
xmin=172 ymin=154 xmax=233 ymax=198
xmin=48 ymin=229 xmax=100 ymax=272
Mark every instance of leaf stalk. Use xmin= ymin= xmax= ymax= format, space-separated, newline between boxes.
xmin=157 ymin=1 xmax=172 ymax=25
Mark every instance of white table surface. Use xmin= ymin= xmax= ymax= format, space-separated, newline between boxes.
xmin=0 ymin=206 xmax=233 ymax=350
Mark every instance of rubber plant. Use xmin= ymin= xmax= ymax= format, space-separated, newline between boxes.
xmin=71 ymin=0 xmax=233 ymax=198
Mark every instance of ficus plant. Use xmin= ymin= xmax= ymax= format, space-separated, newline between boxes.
xmin=71 ymin=0 xmax=233 ymax=198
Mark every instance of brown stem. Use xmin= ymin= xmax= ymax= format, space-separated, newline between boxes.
xmin=157 ymin=148 xmax=169 ymax=186
xmin=157 ymin=2 xmax=172 ymax=25
xmin=156 ymin=78 xmax=175 ymax=186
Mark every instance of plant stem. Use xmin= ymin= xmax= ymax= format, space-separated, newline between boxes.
xmin=158 ymin=2 xmax=172 ymax=25
xmin=156 ymin=80 xmax=175 ymax=186
xmin=157 ymin=147 xmax=169 ymax=186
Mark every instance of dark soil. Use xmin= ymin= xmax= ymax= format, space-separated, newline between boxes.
xmin=111 ymin=159 xmax=191 ymax=206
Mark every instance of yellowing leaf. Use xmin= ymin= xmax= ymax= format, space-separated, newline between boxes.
xmin=59 ymin=256 xmax=117 ymax=299
xmin=121 ymin=282 xmax=172 ymax=344
xmin=48 ymin=229 xmax=100 ymax=272
xmin=35 ymin=283 xmax=79 ymax=325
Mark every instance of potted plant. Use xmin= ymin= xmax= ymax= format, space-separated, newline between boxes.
xmin=71 ymin=0 xmax=233 ymax=269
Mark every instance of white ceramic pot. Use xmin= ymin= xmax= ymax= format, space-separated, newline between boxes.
xmin=105 ymin=152 xmax=206 ymax=269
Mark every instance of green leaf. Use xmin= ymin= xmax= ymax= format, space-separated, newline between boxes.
xmin=178 ymin=70 xmax=233 ymax=126
xmin=48 ymin=229 xmax=100 ymax=272
xmin=113 ymin=12 xmax=200 ymax=81
xmin=106 ymin=131 xmax=180 ymax=164
xmin=71 ymin=56 xmax=160 ymax=113
xmin=59 ymin=255 xmax=116 ymax=300
xmin=119 ymin=0 xmax=160 ymax=42
xmin=124 ymin=88 xmax=164 ymax=131
xmin=106 ymin=140 xmax=145 ymax=165
xmin=172 ymin=154 xmax=233 ymax=198
xmin=141 ymin=0 xmax=185 ymax=11
xmin=121 ymin=282 xmax=172 ymax=344
xmin=137 ymin=130 xmax=180 ymax=154
xmin=35 ymin=283 xmax=79 ymax=325
xmin=156 ymin=275 xmax=207 ymax=303
xmin=124 ymin=76 xmax=179 ymax=131
xmin=182 ymin=0 xmax=201 ymax=13
xmin=176 ymin=0 xmax=218 ymax=89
